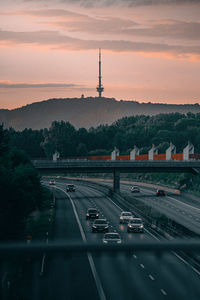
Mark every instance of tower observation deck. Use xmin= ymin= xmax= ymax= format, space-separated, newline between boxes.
xmin=96 ymin=48 xmax=104 ymax=98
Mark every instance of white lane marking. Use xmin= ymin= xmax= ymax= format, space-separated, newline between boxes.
xmin=55 ymin=186 xmax=107 ymax=300
xmin=149 ymin=275 xmax=155 ymax=281
xmin=133 ymin=254 xmax=137 ymax=259
xmin=172 ymin=251 xmax=200 ymax=276
xmin=161 ymin=289 xmax=167 ymax=296
xmin=56 ymin=181 xmax=200 ymax=278
xmin=167 ymin=195 xmax=200 ymax=212
xmin=140 ymin=264 xmax=145 ymax=269
xmin=92 ymin=186 xmax=200 ymax=279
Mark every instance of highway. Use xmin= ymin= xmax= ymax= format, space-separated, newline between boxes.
xmin=99 ymin=180 xmax=200 ymax=235
xmin=35 ymin=179 xmax=200 ymax=300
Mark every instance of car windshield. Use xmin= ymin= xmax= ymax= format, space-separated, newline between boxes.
xmin=95 ymin=220 xmax=107 ymax=224
xmin=68 ymin=185 xmax=74 ymax=188
xmin=104 ymin=233 xmax=120 ymax=239
xmin=122 ymin=212 xmax=132 ymax=216
xmin=130 ymin=219 xmax=142 ymax=224
xmin=88 ymin=209 xmax=97 ymax=213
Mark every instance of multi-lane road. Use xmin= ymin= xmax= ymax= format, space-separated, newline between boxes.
xmin=34 ymin=179 xmax=200 ymax=300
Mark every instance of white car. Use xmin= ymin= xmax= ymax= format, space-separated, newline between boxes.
xmin=119 ymin=211 xmax=133 ymax=224
xmin=131 ymin=185 xmax=140 ymax=193
xmin=103 ymin=232 xmax=122 ymax=244
xmin=49 ymin=180 xmax=55 ymax=185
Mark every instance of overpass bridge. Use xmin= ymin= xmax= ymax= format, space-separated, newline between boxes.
xmin=32 ymin=160 xmax=200 ymax=192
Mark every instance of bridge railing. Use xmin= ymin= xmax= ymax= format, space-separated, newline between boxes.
xmin=1 ymin=240 xmax=200 ymax=299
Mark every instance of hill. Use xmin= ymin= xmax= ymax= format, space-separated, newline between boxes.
xmin=1 ymin=97 xmax=200 ymax=130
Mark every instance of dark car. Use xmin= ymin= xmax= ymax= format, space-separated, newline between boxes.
xmin=127 ymin=218 xmax=144 ymax=233
xmin=156 ymin=189 xmax=166 ymax=196
xmin=92 ymin=219 xmax=109 ymax=233
xmin=86 ymin=208 xmax=99 ymax=220
xmin=66 ymin=184 xmax=75 ymax=192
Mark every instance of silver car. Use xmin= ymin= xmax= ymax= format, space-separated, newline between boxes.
xmin=127 ymin=218 xmax=144 ymax=233
xmin=131 ymin=185 xmax=140 ymax=193
xmin=103 ymin=232 xmax=122 ymax=244
xmin=119 ymin=211 xmax=133 ymax=224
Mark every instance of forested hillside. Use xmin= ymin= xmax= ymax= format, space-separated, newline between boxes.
xmin=7 ymin=112 xmax=200 ymax=159
xmin=1 ymin=97 xmax=200 ymax=130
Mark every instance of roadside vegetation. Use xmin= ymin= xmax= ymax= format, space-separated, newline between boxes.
xmin=0 ymin=124 xmax=53 ymax=241
xmin=5 ymin=112 xmax=200 ymax=194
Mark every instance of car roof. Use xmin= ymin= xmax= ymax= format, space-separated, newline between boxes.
xmin=94 ymin=218 xmax=107 ymax=222
xmin=87 ymin=208 xmax=97 ymax=211
xmin=121 ymin=211 xmax=132 ymax=214
xmin=104 ymin=232 xmax=120 ymax=237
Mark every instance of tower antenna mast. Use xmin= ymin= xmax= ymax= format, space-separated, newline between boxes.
xmin=96 ymin=48 xmax=104 ymax=98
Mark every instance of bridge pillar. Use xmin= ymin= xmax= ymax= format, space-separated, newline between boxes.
xmin=183 ymin=141 xmax=194 ymax=161
xmin=148 ymin=144 xmax=158 ymax=160
xmin=113 ymin=169 xmax=120 ymax=192
xmin=111 ymin=147 xmax=120 ymax=160
xmin=130 ymin=145 xmax=139 ymax=160
xmin=166 ymin=142 xmax=176 ymax=160
xmin=53 ymin=151 xmax=60 ymax=161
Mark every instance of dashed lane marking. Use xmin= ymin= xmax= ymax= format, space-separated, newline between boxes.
xmin=160 ymin=289 xmax=167 ymax=296
xmin=149 ymin=275 xmax=155 ymax=281
xmin=55 ymin=186 xmax=107 ymax=300
xmin=140 ymin=264 xmax=145 ymax=269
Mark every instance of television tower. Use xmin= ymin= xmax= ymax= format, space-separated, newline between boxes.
xmin=96 ymin=48 xmax=104 ymax=98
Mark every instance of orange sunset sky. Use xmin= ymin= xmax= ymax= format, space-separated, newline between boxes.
xmin=0 ymin=0 xmax=200 ymax=109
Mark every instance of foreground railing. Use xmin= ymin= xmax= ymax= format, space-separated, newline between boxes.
xmin=1 ymin=240 xmax=200 ymax=300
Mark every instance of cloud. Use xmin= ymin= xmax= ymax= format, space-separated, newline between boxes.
xmin=0 ymin=29 xmax=199 ymax=60
xmin=124 ymin=19 xmax=200 ymax=40
xmin=1 ymin=9 xmax=139 ymax=35
xmin=21 ymin=0 xmax=200 ymax=7
xmin=6 ymin=9 xmax=199 ymax=40
xmin=0 ymin=81 xmax=82 ymax=89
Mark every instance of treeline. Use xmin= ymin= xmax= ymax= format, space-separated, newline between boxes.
xmin=7 ymin=112 xmax=200 ymax=159
xmin=0 ymin=125 xmax=50 ymax=240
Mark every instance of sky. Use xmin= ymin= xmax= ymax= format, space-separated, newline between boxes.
xmin=0 ymin=0 xmax=200 ymax=109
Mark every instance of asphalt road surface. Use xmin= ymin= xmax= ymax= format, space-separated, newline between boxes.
xmin=32 ymin=179 xmax=200 ymax=300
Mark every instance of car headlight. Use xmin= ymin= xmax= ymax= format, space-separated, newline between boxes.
xmin=86 ymin=213 xmax=89 ymax=216
xmin=140 ymin=225 xmax=144 ymax=228
xmin=120 ymin=217 xmax=123 ymax=219
xmin=103 ymin=240 xmax=108 ymax=243
xmin=128 ymin=224 xmax=132 ymax=227
xmin=93 ymin=225 xmax=97 ymax=228
xmin=96 ymin=214 xmax=99 ymax=216
xmin=117 ymin=240 xmax=122 ymax=244
xmin=104 ymin=225 xmax=108 ymax=228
